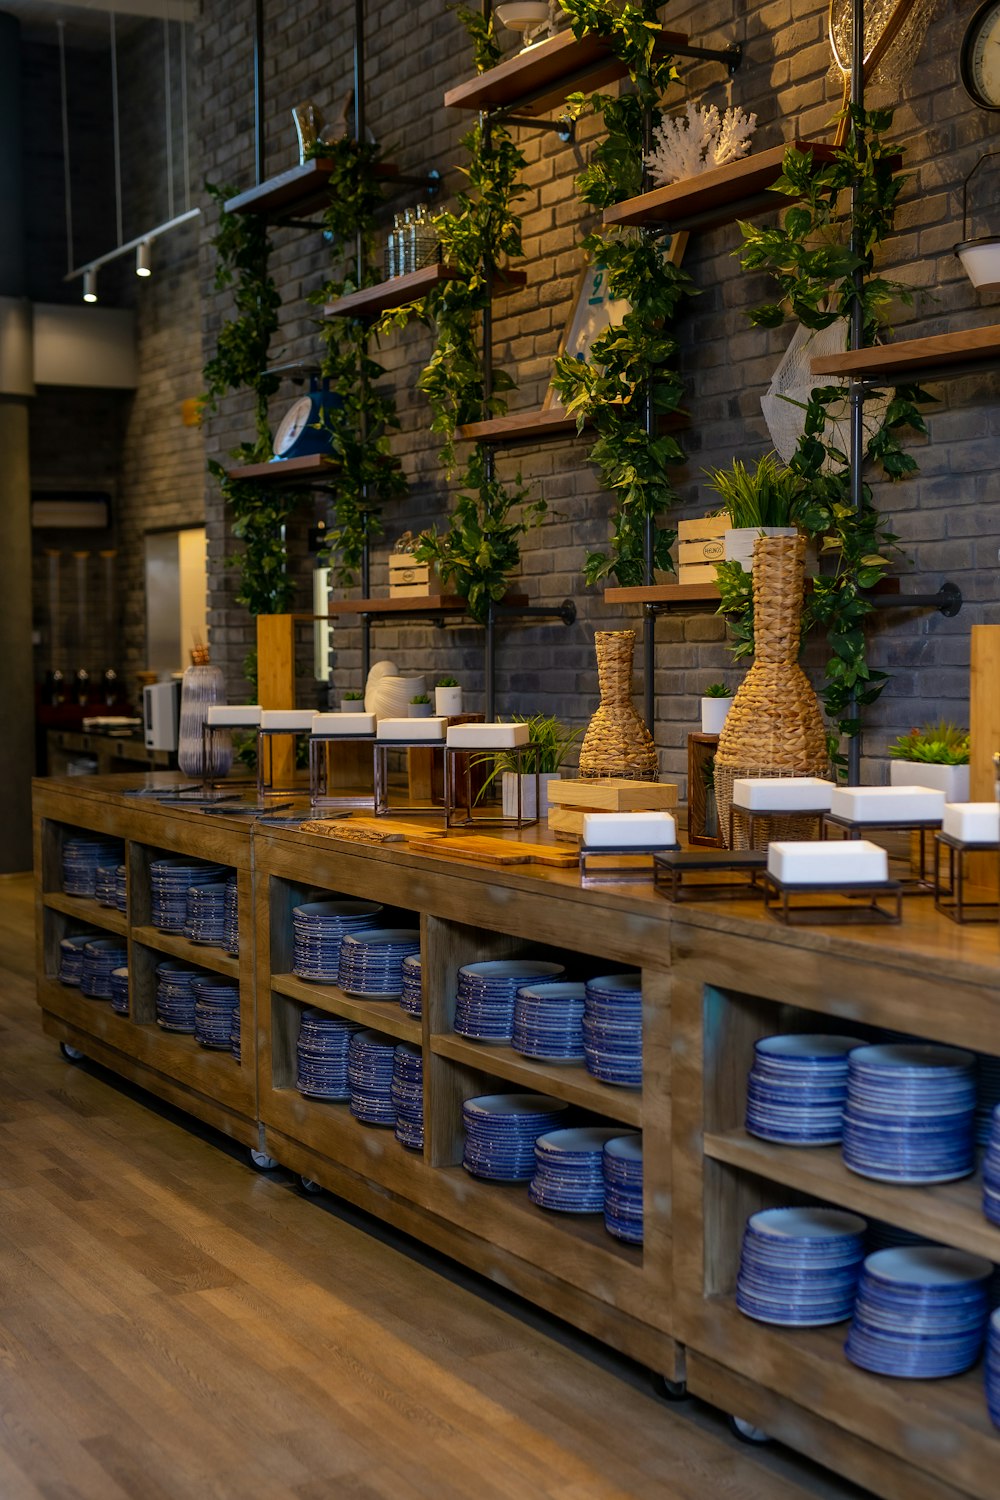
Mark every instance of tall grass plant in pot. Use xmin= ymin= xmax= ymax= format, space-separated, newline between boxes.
xmin=706 ymin=453 xmax=800 ymax=572
xmin=476 ymin=715 xmax=581 ymax=820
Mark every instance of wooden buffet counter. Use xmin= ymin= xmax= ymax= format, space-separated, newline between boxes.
xmin=33 ymin=774 xmax=1000 ymax=1500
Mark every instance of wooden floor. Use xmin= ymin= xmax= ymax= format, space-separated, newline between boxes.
xmin=0 ymin=873 xmax=868 ymax=1500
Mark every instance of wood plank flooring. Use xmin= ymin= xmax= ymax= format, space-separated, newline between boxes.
xmin=0 ymin=873 xmax=868 ymax=1500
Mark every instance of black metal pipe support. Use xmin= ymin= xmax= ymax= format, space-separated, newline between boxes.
xmin=866 ymin=582 xmax=963 ymax=618
xmin=253 ymin=0 xmax=265 ymax=184
xmin=669 ymin=42 xmax=742 ymax=75
xmin=501 ymin=114 xmax=575 ymax=143
xmin=494 ymin=599 xmax=577 ymax=626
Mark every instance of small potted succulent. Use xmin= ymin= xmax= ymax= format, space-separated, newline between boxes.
xmin=705 ymin=452 xmax=801 ymax=572
xmin=340 ymin=689 xmax=365 ymax=713
xmin=435 ymin=676 xmax=463 ymax=717
xmin=409 ymin=693 xmax=433 ymax=719
xmin=476 ymin=714 xmax=581 ymax=819
xmin=701 ymin=682 xmax=733 ymax=736
xmin=888 ymin=721 xmax=970 ymax=801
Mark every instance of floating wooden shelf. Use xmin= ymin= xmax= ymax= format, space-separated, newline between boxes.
xmin=810 ymin=324 xmax=1000 ymax=383
xmin=224 ymin=158 xmax=400 ymax=220
xmin=224 ymin=453 xmax=339 ymax=484
xmin=324 ymin=263 xmax=526 ymax=320
xmin=602 ymin=141 xmax=838 ymax=232
xmin=605 ymin=581 xmax=721 ymax=607
xmin=460 ymin=405 xmax=687 ymax=444
xmin=444 ymin=26 xmax=687 ymax=118
xmin=330 ymin=593 xmax=528 ymax=617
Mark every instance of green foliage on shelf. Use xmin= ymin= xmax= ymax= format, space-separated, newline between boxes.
xmin=451 ymin=3 xmax=500 ymax=73
xmin=704 ymin=682 xmax=732 ymax=699
xmin=705 ymin=453 xmax=802 ymax=529
xmin=888 ymin=721 xmax=970 ymax=766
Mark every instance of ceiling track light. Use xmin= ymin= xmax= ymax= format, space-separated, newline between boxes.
xmin=82 ymin=268 xmax=97 ymax=303
xmin=136 ymin=239 xmax=152 ymax=277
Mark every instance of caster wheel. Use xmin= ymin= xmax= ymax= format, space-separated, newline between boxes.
xmin=298 ymin=1176 xmax=323 ymax=1196
xmin=59 ymin=1041 xmax=85 ymax=1062
xmin=728 ymin=1415 xmax=771 ymax=1445
xmin=248 ymin=1148 xmax=280 ymax=1171
xmin=652 ymin=1375 xmax=689 ymax=1403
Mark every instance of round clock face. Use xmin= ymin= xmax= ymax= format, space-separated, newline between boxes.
xmin=962 ymin=0 xmax=1000 ymax=110
xmin=273 ymin=395 xmax=314 ymax=456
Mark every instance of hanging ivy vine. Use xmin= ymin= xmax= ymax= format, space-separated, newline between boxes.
xmin=727 ymin=105 xmax=929 ymax=741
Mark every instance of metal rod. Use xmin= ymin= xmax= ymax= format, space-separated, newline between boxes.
xmin=253 ymin=0 xmax=265 ymax=185
xmin=57 ymin=21 xmax=74 ymax=275
xmin=494 ymin=600 xmax=576 ymax=625
xmin=110 ymin=16 xmax=123 ymax=246
xmin=485 ymin=600 xmax=496 ymax=721
xmin=502 ymin=114 xmax=575 ymax=142
xmin=668 ymin=41 xmax=742 ymax=73
xmin=846 ymin=0 xmax=866 ymax=786
xmin=63 ymin=207 xmax=201 ymax=281
xmin=641 ymin=102 xmax=656 ymax=736
xmin=163 ymin=18 xmax=175 ymax=223
xmin=866 ymin=582 xmax=962 ymax=617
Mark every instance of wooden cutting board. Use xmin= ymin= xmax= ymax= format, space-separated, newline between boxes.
xmin=301 ymin=817 xmax=447 ymax=843
xmin=547 ymin=778 xmax=677 ymax=811
xmin=407 ymin=835 xmax=578 ymax=867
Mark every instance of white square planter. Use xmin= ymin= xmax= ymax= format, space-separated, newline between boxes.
xmin=889 ymin=760 xmax=969 ymax=802
xmin=435 ymin=686 xmax=463 ymax=716
xmin=700 ymin=696 xmax=732 ymax=735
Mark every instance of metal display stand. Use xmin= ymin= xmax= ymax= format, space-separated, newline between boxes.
xmin=933 ymin=831 xmax=1000 ymax=924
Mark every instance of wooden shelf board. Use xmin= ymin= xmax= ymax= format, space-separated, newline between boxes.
xmin=602 ymin=141 xmax=838 ymax=232
xmin=224 ymin=158 xmax=400 ymax=220
xmin=43 ymin=890 xmax=127 ymax=936
xmin=432 ymin=1033 xmax=642 ymax=1126
xmin=460 ymin=406 xmax=687 ymax=445
xmin=444 ymin=26 xmax=686 ymax=118
xmin=330 ymin=593 xmax=528 ymax=617
xmin=324 ymin=264 xmax=525 ymax=320
xmin=605 ymin=581 xmax=721 ymax=607
xmin=704 ymin=1129 xmax=1000 ymax=1263
xmin=271 ymin=972 xmax=422 ymax=1043
xmin=224 ymin=453 xmax=339 ymax=485
xmin=810 ymin=324 xmax=1000 ymax=382
xmin=132 ymin=924 xmax=240 ymax=980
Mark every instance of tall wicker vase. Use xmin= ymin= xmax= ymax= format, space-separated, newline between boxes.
xmin=715 ymin=533 xmax=828 ymax=848
xmin=579 ymin=631 xmax=658 ymax=782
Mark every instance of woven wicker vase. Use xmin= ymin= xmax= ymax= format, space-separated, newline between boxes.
xmin=578 ymin=631 xmax=658 ymax=782
xmin=715 ymin=533 xmax=828 ymax=849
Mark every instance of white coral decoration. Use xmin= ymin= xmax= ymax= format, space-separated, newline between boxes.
xmin=645 ymin=104 xmax=757 ymax=187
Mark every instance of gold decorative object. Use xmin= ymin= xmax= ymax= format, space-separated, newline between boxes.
xmin=715 ymin=534 xmax=828 ymax=848
xmin=578 ymin=631 xmax=658 ymax=783
xmin=292 ymin=100 xmax=324 ymax=164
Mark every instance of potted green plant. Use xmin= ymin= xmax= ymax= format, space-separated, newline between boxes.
xmin=340 ymin=689 xmax=364 ymax=713
xmin=435 ymin=676 xmax=462 ymax=717
xmin=705 ymin=452 xmax=802 ymax=572
xmin=700 ymin=682 xmax=733 ymax=736
xmin=888 ymin=721 xmax=970 ymax=801
xmin=409 ymin=693 xmax=433 ymax=719
xmin=476 ymin=714 xmax=581 ymax=819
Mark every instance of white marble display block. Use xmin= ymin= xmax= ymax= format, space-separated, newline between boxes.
xmin=941 ymin=802 xmax=1000 ymax=844
xmin=205 ymin=705 xmax=261 ymax=727
xmin=446 ymin=721 xmax=531 ymax=749
xmin=768 ymin=839 xmax=888 ymax=885
xmin=732 ymin=776 xmax=835 ymax=812
xmin=830 ymin=785 xmax=945 ymax=823
xmin=376 ymin=717 xmax=447 ymax=741
xmin=311 ymin=712 xmax=376 ymax=737
xmin=582 ymin=811 xmax=678 ymax=847
xmin=259 ymin=709 xmax=315 ymax=731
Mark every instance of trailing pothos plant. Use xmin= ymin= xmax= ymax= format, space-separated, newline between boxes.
xmin=725 ymin=105 xmax=930 ymax=744
xmin=549 ymin=0 xmax=692 ymax=586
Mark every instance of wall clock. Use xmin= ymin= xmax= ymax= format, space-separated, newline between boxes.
xmin=271 ymin=377 xmax=342 ymax=461
xmin=961 ymin=0 xmax=1000 ymax=110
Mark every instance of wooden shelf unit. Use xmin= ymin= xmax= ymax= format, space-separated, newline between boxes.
xmin=460 ymin=405 xmax=687 ymax=445
xmin=324 ymin=263 xmax=526 ymax=320
xmin=810 ymin=324 xmax=1000 ymax=383
xmin=329 ymin=592 xmax=528 ymax=617
xmin=224 ymin=453 xmax=339 ymax=485
xmin=605 ymin=581 xmax=721 ymax=608
xmin=223 ymin=157 xmax=401 ymax=220
xmin=42 ymin=889 xmax=128 ymax=936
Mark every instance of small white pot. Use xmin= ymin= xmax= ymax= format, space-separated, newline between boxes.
xmin=340 ymin=700 xmax=363 ymax=713
xmin=435 ymin=686 xmax=463 ymax=717
xmin=724 ymin=526 xmax=798 ymax=572
xmin=409 ymin=702 xmax=433 ymax=718
xmin=955 ymin=237 xmax=1000 ymax=294
xmin=701 ymin=696 xmax=732 ymax=735
xmin=501 ymin=771 xmax=559 ymax=820
xmin=889 ymin=760 xmax=969 ymax=801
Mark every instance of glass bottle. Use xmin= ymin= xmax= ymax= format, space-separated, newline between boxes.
xmin=177 ymin=659 xmax=232 ymax=779
xmin=385 ymin=212 xmax=403 ymax=280
xmin=400 ymin=208 xmax=415 ymax=275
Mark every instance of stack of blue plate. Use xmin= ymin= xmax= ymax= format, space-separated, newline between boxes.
xmin=842 ymin=1044 xmax=977 ymax=1184
xmin=986 ymin=1309 xmax=1000 ymax=1430
xmin=150 ymin=858 xmax=229 ymax=932
xmin=746 ymin=1034 xmax=860 ymax=1145
xmin=982 ymin=1104 xmax=1000 ymax=1226
xmin=192 ymin=977 xmax=240 ymax=1050
xmin=109 ymin=966 xmax=129 ymax=1016
xmin=845 ymin=1246 xmax=992 ymax=1378
xmin=338 ymin=928 xmax=421 ymax=999
xmin=603 ymin=1135 xmax=643 ymax=1243
xmin=62 ymin=837 xmax=123 ymax=897
xmin=95 ymin=864 xmax=118 ymax=908
xmin=400 ymin=954 xmax=422 ymax=1017
xmin=230 ymin=1003 xmax=241 ymax=1062
xmin=583 ymin=973 xmax=642 ymax=1087
xmin=185 ymin=883 xmax=229 ymax=946
xmin=348 ymin=1029 xmax=397 ymax=1125
xmin=462 ymin=1093 xmax=568 ymax=1181
xmin=737 ymin=1207 xmax=867 ymax=1326
xmin=391 ymin=1044 xmax=423 ymax=1149
xmin=155 ymin=961 xmax=206 ymax=1032
xmin=223 ymin=877 xmax=239 ymax=956
xmin=114 ymin=864 xmax=127 ymax=913
xmin=512 ymin=982 xmax=586 ymax=1062
xmin=58 ymin=931 xmax=100 ymax=985
xmin=976 ymin=1055 xmax=1000 ymax=1146
xmin=296 ymin=1009 xmax=360 ymax=1099
xmin=529 ymin=1127 xmax=620 ymax=1213
xmin=454 ymin=960 xmax=566 ymax=1043
xmin=80 ymin=937 xmax=128 ymax=1000
xmin=292 ymin=900 xmax=383 ymax=983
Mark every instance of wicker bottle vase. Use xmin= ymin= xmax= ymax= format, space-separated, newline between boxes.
xmin=715 ymin=533 xmax=828 ymax=849
xmin=578 ymin=631 xmax=658 ymax=782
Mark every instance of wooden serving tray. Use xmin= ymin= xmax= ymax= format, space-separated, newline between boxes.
xmin=547 ymin=778 xmax=678 ymax=811
xmin=302 ymin=817 xmax=447 ymax=843
xmin=406 ymin=835 xmax=578 ymax=867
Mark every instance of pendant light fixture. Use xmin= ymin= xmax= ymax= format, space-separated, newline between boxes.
xmin=136 ymin=240 xmax=152 ymax=277
xmin=82 ymin=269 xmax=97 ymax=303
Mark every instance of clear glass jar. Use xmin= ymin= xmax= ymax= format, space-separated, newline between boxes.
xmin=385 ymin=212 xmax=403 ymax=279
xmin=177 ymin=663 xmax=232 ymax=778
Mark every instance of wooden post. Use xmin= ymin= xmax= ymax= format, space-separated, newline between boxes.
xmin=257 ymin=613 xmax=296 ymax=788
xmin=968 ymin=624 xmax=1000 ymax=896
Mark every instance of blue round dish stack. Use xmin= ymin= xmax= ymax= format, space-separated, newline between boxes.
xmin=155 ymin=960 xmax=207 ymax=1032
xmin=291 ymin=900 xmax=383 ymax=983
xmin=982 ymin=1104 xmax=1000 ymax=1226
xmin=109 ymin=966 xmax=129 ymax=1016
xmin=602 ymin=1134 xmax=643 ymax=1244
xmin=296 ymin=1009 xmax=360 ymax=1099
xmin=150 ymin=858 xmax=228 ymax=933
xmin=185 ymin=883 xmax=229 ymax=946
xmin=230 ymin=1003 xmax=241 ymax=1062
xmin=192 ymin=977 xmax=240 ymax=1050
xmin=80 ymin=937 xmax=128 ymax=1000
xmin=337 ymin=927 xmax=420 ymax=999
xmin=62 ymin=837 xmax=123 ymax=897
xmin=391 ymin=1044 xmax=423 ymax=1149
xmin=845 ymin=1245 xmax=992 ymax=1378
xmin=512 ymin=981 xmax=586 ymax=1062
xmin=58 ymin=931 xmax=100 ymax=986
xmin=746 ymin=1034 xmax=860 ymax=1145
xmin=529 ymin=1127 xmax=620 ymax=1213
xmin=223 ymin=877 xmax=239 ymax=956
xmin=986 ymin=1309 xmax=1000 ymax=1430
xmin=399 ymin=954 xmax=422 ymax=1017
xmin=454 ymin=960 xmax=566 ymax=1044
xmin=94 ymin=864 xmax=118 ymax=908
xmin=976 ymin=1055 xmax=1000 ymax=1146
xmin=842 ymin=1043 xmax=977 ymax=1184
xmin=348 ymin=1029 xmax=398 ymax=1125
xmin=462 ymin=1093 xmax=568 ymax=1181
xmin=114 ymin=864 xmax=127 ymax=913
xmin=582 ymin=973 xmax=642 ymax=1088
xmin=737 ymin=1207 xmax=867 ymax=1327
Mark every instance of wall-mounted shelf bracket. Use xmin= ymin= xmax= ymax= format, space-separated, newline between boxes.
xmin=671 ymin=41 xmax=742 ymax=75
xmin=500 ymin=112 xmax=575 ymax=143
xmin=494 ymin=599 xmax=577 ymax=626
xmin=866 ymin=581 xmax=963 ymax=618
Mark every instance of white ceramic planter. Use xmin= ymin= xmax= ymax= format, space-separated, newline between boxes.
xmin=700 ymin=696 xmax=732 ymax=735
xmin=955 ymin=237 xmax=1000 ymax=294
xmin=340 ymin=700 xmax=364 ymax=713
xmin=501 ymin=771 xmax=559 ymax=820
xmin=889 ymin=759 xmax=969 ymax=801
xmin=435 ymin=686 xmax=463 ymax=717
xmin=723 ymin=526 xmax=798 ymax=572
xmin=408 ymin=702 xmax=433 ymax=718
